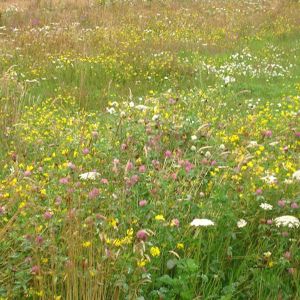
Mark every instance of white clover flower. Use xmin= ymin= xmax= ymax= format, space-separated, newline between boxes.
xmin=152 ymin=114 xmax=160 ymax=121
xmin=190 ymin=218 xmax=215 ymax=227
xmin=205 ymin=151 xmax=211 ymax=158
xmin=237 ymin=219 xmax=247 ymax=228
xmin=260 ymin=203 xmax=273 ymax=210
xmin=129 ymin=101 xmax=135 ymax=108
xmin=191 ymin=135 xmax=197 ymax=141
xmin=79 ymin=172 xmax=101 ymax=180
xmin=274 ymin=216 xmax=300 ymax=228
xmin=120 ymin=111 xmax=126 ymax=117
xmin=292 ymin=170 xmax=300 ymax=181
xmin=190 ymin=146 xmax=197 ymax=151
xmin=219 ymin=144 xmax=226 ymax=150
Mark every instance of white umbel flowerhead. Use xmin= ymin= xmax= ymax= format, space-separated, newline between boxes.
xmin=292 ymin=170 xmax=300 ymax=181
xmin=274 ymin=216 xmax=300 ymax=228
xmin=79 ymin=172 xmax=101 ymax=180
xmin=260 ymin=203 xmax=273 ymax=210
xmin=190 ymin=218 xmax=215 ymax=227
xmin=237 ymin=219 xmax=247 ymax=228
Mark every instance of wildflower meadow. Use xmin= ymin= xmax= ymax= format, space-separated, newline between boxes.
xmin=0 ymin=0 xmax=299 ymax=299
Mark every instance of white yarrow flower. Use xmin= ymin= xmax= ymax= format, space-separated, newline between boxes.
xmin=260 ymin=203 xmax=273 ymax=210
xmin=79 ymin=172 xmax=101 ymax=180
xmin=237 ymin=219 xmax=247 ymax=228
xmin=190 ymin=218 xmax=215 ymax=227
xmin=274 ymin=215 xmax=300 ymax=228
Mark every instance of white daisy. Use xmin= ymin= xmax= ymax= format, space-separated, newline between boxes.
xmin=190 ymin=218 xmax=215 ymax=227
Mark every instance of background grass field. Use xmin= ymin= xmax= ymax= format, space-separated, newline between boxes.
xmin=0 ymin=1 xmax=300 ymax=299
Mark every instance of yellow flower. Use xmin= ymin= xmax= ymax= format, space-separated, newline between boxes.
xmin=36 ymin=225 xmax=43 ymax=233
xmin=36 ymin=290 xmax=44 ymax=297
xmin=82 ymin=241 xmax=91 ymax=248
xmin=113 ymin=239 xmax=122 ymax=247
xmin=26 ymin=165 xmax=34 ymax=171
xmin=150 ymin=246 xmax=160 ymax=257
xmin=19 ymin=201 xmax=26 ymax=209
xmin=137 ymin=259 xmax=148 ymax=267
xmin=135 ymin=157 xmax=142 ymax=165
xmin=109 ymin=218 xmax=118 ymax=228
xmin=155 ymin=214 xmax=165 ymax=221
xmin=126 ymin=228 xmax=133 ymax=236
xmin=176 ymin=243 xmax=184 ymax=250
xmin=268 ymin=261 xmax=274 ymax=268
xmin=41 ymin=258 xmax=48 ymax=264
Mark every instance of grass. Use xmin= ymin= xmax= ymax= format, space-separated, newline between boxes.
xmin=0 ymin=0 xmax=300 ymax=299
